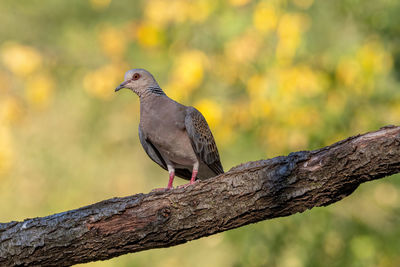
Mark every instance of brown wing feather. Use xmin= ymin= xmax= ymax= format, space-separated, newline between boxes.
xmin=185 ymin=107 xmax=224 ymax=175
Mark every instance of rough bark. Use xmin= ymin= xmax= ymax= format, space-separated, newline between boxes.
xmin=1 ymin=125 xmax=400 ymax=266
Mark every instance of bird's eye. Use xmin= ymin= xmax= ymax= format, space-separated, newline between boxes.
xmin=133 ymin=73 xmax=141 ymax=80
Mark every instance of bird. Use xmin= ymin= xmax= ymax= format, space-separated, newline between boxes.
xmin=115 ymin=69 xmax=224 ymax=190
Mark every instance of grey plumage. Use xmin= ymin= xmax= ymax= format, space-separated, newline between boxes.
xmin=115 ymin=69 xmax=224 ymax=189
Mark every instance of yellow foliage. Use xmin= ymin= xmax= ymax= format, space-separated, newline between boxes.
xmin=98 ymin=25 xmax=128 ymax=60
xmin=89 ymin=0 xmax=111 ymax=10
xmin=388 ymin=103 xmax=400 ymax=124
xmin=0 ymin=125 xmax=14 ymax=176
xmin=83 ymin=64 xmax=126 ymax=100
xmin=166 ymin=50 xmax=207 ymax=100
xmin=249 ymin=98 xmax=272 ymax=119
xmin=25 ymin=73 xmax=54 ymax=109
xmin=357 ymin=40 xmax=392 ymax=77
xmin=287 ymin=130 xmax=307 ymax=151
xmin=246 ymin=75 xmax=273 ymax=119
xmin=187 ymin=0 xmax=214 ymax=22
xmin=217 ymin=124 xmax=235 ymax=146
xmin=336 ymin=39 xmax=392 ymax=92
xmin=194 ymin=99 xmax=222 ymax=129
xmin=164 ymin=83 xmax=185 ymax=102
xmin=286 ymin=107 xmax=320 ymax=128
xmin=325 ymin=133 xmax=347 ymax=147
xmin=293 ymin=66 xmax=323 ymax=95
xmin=212 ymin=57 xmax=240 ymax=85
xmin=278 ymin=65 xmax=323 ymax=96
xmin=292 ymin=0 xmax=314 ymax=9
xmin=246 ymin=74 xmax=268 ymax=99
xmin=145 ymin=0 xmax=186 ymax=26
xmin=225 ymin=30 xmax=262 ymax=63
xmin=193 ymin=99 xmax=238 ymax=147
xmin=0 ymin=71 xmax=11 ymax=93
xmin=336 ymin=57 xmax=361 ymax=88
xmin=229 ymin=0 xmax=251 ymax=7
xmin=351 ymin=108 xmax=376 ymax=132
xmin=276 ymin=13 xmax=310 ymax=64
xmin=0 ymin=97 xmax=25 ymax=125
xmin=1 ymin=42 xmax=42 ymax=77
xmin=264 ymin=126 xmax=289 ymax=153
xmin=136 ymin=23 xmax=163 ymax=48
xmin=253 ymin=2 xmax=279 ymax=34
xmin=225 ymin=101 xmax=252 ymax=130
xmin=145 ymin=0 xmax=213 ymax=26
xmin=326 ymin=91 xmax=346 ymax=115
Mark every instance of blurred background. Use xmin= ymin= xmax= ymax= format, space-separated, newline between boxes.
xmin=1 ymin=0 xmax=400 ymax=266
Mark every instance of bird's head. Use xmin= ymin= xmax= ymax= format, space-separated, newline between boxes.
xmin=115 ymin=69 xmax=161 ymax=96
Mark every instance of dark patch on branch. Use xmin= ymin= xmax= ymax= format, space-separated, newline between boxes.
xmin=1 ymin=125 xmax=400 ymax=266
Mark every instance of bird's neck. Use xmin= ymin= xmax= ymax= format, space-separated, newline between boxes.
xmin=147 ymin=86 xmax=165 ymax=96
xmin=139 ymin=88 xmax=169 ymax=117
xmin=137 ymin=86 xmax=166 ymax=98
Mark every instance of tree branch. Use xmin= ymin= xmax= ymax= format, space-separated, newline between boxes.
xmin=1 ymin=125 xmax=400 ymax=266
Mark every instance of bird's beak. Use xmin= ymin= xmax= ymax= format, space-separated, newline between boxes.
xmin=115 ymin=81 xmax=129 ymax=92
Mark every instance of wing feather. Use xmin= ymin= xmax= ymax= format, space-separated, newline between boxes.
xmin=138 ymin=126 xmax=167 ymax=170
xmin=185 ymin=107 xmax=224 ymax=175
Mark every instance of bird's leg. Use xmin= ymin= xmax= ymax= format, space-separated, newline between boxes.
xmin=189 ymin=169 xmax=198 ymax=184
xmin=178 ymin=162 xmax=199 ymax=188
xmin=167 ymin=169 xmax=175 ymax=189
xmin=152 ymin=165 xmax=175 ymax=192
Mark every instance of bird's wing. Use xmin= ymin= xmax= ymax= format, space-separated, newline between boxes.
xmin=138 ymin=126 xmax=168 ymax=171
xmin=185 ymin=106 xmax=224 ymax=175
xmin=138 ymin=126 xmax=192 ymax=180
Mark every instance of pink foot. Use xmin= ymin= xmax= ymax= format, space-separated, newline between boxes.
xmin=152 ymin=171 xmax=175 ymax=192
xmin=177 ymin=169 xmax=198 ymax=189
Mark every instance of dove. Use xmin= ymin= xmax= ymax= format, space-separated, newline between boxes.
xmin=115 ymin=69 xmax=224 ymax=190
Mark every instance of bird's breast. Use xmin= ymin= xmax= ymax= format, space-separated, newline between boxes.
xmin=141 ymin=119 xmax=197 ymax=167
